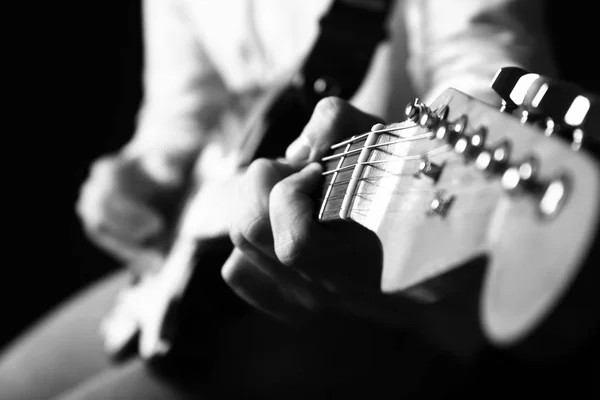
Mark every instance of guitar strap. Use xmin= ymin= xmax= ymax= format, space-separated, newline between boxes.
xmin=301 ymin=0 xmax=396 ymax=105
xmin=243 ymin=0 xmax=396 ymax=162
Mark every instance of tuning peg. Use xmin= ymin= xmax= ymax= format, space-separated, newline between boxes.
xmin=405 ymin=98 xmax=425 ymax=122
xmin=428 ymin=191 xmax=455 ymax=217
xmin=454 ymin=127 xmax=487 ymax=162
xmin=511 ymin=73 xmax=552 ymax=124
xmin=435 ymin=115 xmax=467 ymax=146
xmin=490 ymin=67 xmax=530 ymax=113
xmin=501 ymin=155 xmax=540 ymax=195
xmin=526 ymin=79 xmax=581 ymax=124
xmin=475 ymin=139 xmax=511 ymax=174
xmin=417 ymin=158 xmax=444 ymax=182
xmin=525 ymin=80 xmax=599 ymax=150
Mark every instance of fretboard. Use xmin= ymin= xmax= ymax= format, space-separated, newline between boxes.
xmin=317 ymin=120 xmax=429 ymax=223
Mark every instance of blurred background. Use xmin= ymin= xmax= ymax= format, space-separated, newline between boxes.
xmin=1 ymin=2 xmax=143 ymax=348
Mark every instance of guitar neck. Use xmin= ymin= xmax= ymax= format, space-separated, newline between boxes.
xmin=317 ymin=119 xmax=433 ymax=229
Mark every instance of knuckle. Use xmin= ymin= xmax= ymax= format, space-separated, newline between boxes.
xmin=229 ymin=214 xmax=271 ymax=251
xmin=221 ymin=256 xmax=242 ymax=286
xmin=274 ymin=232 xmax=309 ymax=268
xmin=269 ymin=179 xmax=294 ymax=204
xmin=221 ymin=252 xmax=257 ymax=289
xmin=246 ymin=158 xmax=275 ymax=179
xmin=305 ymin=96 xmax=351 ymax=154
xmin=314 ymin=96 xmax=345 ymax=120
xmin=228 ymin=223 xmax=249 ymax=251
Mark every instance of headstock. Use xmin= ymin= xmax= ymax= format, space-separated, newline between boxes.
xmin=481 ymin=68 xmax=600 ymax=354
xmin=319 ymin=71 xmax=600 ymax=357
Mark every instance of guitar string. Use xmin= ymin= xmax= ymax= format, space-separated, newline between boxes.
xmin=321 ymin=161 xmax=491 ymax=191
xmin=317 ymin=139 xmax=495 ymax=217
xmin=319 ymin=172 xmax=442 ymax=201
xmin=321 ymin=145 xmax=451 ymax=176
xmin=322 ymin=132 xmax=434 ymax=162
xmin=318 ymin=185 xmax=496 ymax=218
xmin=323 ymin=167 xmax=439 ymax=189
xmin=318 ymin=189 xmax=436 ymax=202
xmin=318 ymin=122 xmax=477 ymax=217
xmin=316 ymin=174 xmax=490 ymax=203
xmin=329 ymin=122 xmax=416 ymax=150
xmin=319 ymin=182 xmax=493 ymax=201
xmin=319 ymin=206 xmax=493 ymax=218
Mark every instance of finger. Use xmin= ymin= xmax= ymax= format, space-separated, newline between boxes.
xmin=269 ymin=162 xmax=325 ymax=268
xmin=270 ymin=162 xmax=384 ymax=293
xmin=221 ymin=248 xmax=318 ymax=322
xmin=228 ymin=158 xmax=298 ymax=262
xmin=285 ymin=97 xmax=384 ymax=166
xmin=224 ymin=241 xmax=418 ymax=330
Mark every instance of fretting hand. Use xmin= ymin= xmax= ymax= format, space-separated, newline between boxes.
xmin=223 ymin=97 xmax=411 ymax=325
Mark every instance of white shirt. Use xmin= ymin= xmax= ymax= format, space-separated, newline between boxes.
xmin=124 ymin=0 xmax=555 ymax=183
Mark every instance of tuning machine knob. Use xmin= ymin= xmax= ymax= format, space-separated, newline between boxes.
xmin=416 ymin=157 xmax=444 ymax=183
xmin=434 ymin=115 xmax=468 ymax=147
xmin=501 ymin=155 xmax=541 ymax=195
xmin=475 ymin=139 xmax=511 ymax=175
xmin=404 ymin=98 xmax=426 ymax=123
xmin=524 ymin=81 xmax=599 ymax=151
xmin=501 ymin=156 xmax=570 ymax=220
xmin=428 ymin=191 xmax=455 ymax=217
xmin=454 ymin=126 xmax=487 ymax=163
xmin=491 ymin=66 xmax=530 ymax=113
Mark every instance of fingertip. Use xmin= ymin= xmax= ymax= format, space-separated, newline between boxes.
xmin=293 ymin=162 xmax=324 ymax=189
xmin=285 ymin=135 xmax=311 ymax=164
xmin=304 ymin=161 xmax=324 ymax=174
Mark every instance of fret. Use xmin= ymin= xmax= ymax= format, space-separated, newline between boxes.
xmin=318 ymin=137 xmax=366 ymax=222
xmin=317 ymin=121 xmax=420 ymax=223
xmin=340 ymin=131 xmax=380 ymax=220
xmin=318 ymin=140 xmax=353 ymax=220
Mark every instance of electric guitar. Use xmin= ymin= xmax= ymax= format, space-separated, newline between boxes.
xmin=315 ymin=66 xmax=599 ymax=357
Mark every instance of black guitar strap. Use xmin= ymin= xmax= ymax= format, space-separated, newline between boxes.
xmin=245 ymin=0 xmax=395 ymax=163
xmin=300 ymin=0 xmax=396 ymax=106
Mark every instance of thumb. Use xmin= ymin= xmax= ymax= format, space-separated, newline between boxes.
xmin=285 ymin=97 xmax=384 ymax=166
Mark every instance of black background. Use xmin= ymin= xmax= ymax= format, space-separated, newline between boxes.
xmin=1 ymin=2 xmax=143 ymax=348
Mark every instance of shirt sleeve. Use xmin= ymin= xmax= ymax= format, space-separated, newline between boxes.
xmin=123 ymin=0 xmax=230 ymax=185
xmin=404 ymin=0 xmax=557 ymax=106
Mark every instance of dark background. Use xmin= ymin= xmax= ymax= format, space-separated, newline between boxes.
xmin=1 ymin=2 xmax=143 ymax=348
